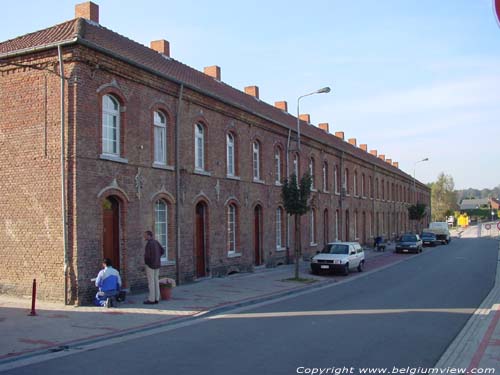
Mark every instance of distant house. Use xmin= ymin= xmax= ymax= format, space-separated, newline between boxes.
xmin=460 ymin=198 xmax=499 ymax=210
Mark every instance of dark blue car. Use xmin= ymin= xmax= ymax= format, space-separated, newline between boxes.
xmin=421 ymin=232 xmax=439 ymax=247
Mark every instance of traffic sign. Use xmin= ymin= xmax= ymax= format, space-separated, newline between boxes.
xmin=485 ymin=223 xmax=491 ymax=230
xmin=497 ymin=221 xmax=500 ymax=231
xmin=495 ymin=0 xmax=500 ymax=27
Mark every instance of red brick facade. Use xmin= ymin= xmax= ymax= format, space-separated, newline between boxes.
xmin=0 ymin=3 xmax=430 ymax=304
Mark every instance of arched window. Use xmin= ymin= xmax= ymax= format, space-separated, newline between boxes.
xmin=309 ymin=157 xmax=315 ymax=189
xmin=361 ymin=174 xmax=366 ymax=197
xmin=253 ymin=141 xmax=261 ymax=181
xmin=154 ymin=111 xmax=167 ymax=165
xmin=155 ymin=199 xmax=168 ymax=261
xmin=334 ymin=165 xmax=339 ymax=194
xmin=323 ymin=161 xmax=329 ymax=192
xmin=293 ymin=153 xmax=299 ymax=178
xmin=310 ymin=209 xmax=316 ymax=244
xmin=227 ymin=203 xmax=237 ymax=253
xmin=227 ymin=133 xmax=235 ymax=176
xmin=354 ymin=170 xmax=358 ymax=196
xmin=354 ymin=211 xmax=358 ymax=239
xmin=195 ymin=123 xmax=205 ymax=171
xmin=275 ymin=147 xmax=283 ymax=184
xmin=344 ymin=168 xmax=349 ymax=195
xmin=335 ymin=209 xmax=339 ymax=241
xmin=276 ymin=207 xmax=284 ymax=249
xmin=102 ymin=94 xmax=120 ymax=156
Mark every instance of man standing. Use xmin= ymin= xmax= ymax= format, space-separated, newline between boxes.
xmin=143 ymin=230 xmax=165 ymax=304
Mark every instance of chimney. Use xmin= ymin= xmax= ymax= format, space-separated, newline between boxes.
xmin=204 ymin=65 xmax=221 ymax=81
xmin=393 ymin=162 xmax=399 ymax=168
xmin=75 ymin=1 xmax=99 ymax=23
xmin=335 ymin=131 xmax=345 ymax=140
xmin=245 ymin=86 xmax=259 ymax=99
xmin=274 ymin=101 xmax=288 ymax=112
xmin=360 ymin=144 xmax=368 ymax=152
xmin=370 ymin=150 xmax=378 ymax=157
xmin=348 ymin=138 xmax=357 ymax=147
xmin=150 ymin=40 xmax=170 ymax=57
xmin=386 ymin=158 xmax=392 ymax=164
xmin=299 ymin=114 xmax=310 ymax=123
xmin=318 ymin=123 xmax=329 ymax=133
xmin=378 ymin=154 xmax=386 ymax=161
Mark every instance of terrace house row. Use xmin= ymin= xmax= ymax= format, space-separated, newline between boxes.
xmin=0 ymin=2 xmax=430 ymax=304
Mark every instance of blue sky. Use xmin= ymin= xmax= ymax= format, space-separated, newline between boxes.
xmin=3 ymin=0 xmax=500 ymax=190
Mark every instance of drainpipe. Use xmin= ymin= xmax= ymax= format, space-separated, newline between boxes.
xmin=58 ymin=45 xmax=69 ymax=305
xmin=175 ymin=84 xmax=184 ymax=285
xmin=286 ymin=129 xmax=291 ymax=252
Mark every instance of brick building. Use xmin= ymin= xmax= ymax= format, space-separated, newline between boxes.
xmin=0 ymin=2 xmax=430 ymax=304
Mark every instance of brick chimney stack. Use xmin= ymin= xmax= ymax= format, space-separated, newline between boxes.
xmin=370 ymin=150 xmax=378 ymax=157
xmin=319 ymin=123 xmax=329 ymax=133
xmin=274 ymin=101 xmax=288 ymax=112
xmin=299 ymin=114 xmax=310 ymax=123
xmin=348 ymin=138 xmax=357 ymax=147
xmin=150 ymin=40 xmax=170 ymax=57
xmin=75 ymin=1 xmax=99 ymax=23
xmin=245 ymin=86 xmax=259 ymax=99
xmin=386 ymin=158 xmax=392 ymax=164
xmin=378 ymin=154 xmax=386 ymax=161
xmin=393 ymin=162 xmax=399 ymax=168
xmin=335 ymin=132 xmax=345 ymax=140
xmin=204 ymin=65 xmax=221 ymax=81
xmin=360 ymin=144 xmax=368 ymax=152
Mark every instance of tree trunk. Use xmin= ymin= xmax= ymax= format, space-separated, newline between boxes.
xmin=294 ymin=214 xmax=300 ymax=279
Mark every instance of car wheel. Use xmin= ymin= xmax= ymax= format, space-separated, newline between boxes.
xmin=343 ymin=263 xmax=349 ymax=276
xmin=357 ymin=260 xmax=364 ymax=272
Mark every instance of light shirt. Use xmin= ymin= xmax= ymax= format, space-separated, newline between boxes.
xmin=95 ymin=266 xmax=122 ymax=289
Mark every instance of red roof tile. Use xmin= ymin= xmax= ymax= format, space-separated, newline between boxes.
xmin=0 ymin=18 xmax=418 ymax=182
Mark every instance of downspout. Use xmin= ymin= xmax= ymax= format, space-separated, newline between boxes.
xmin=58 ymin=45 xmax=69 ymax=305
xmin=286 ymin=129 xmax=291 ymax=252
xmin=175 ymin=84 xmax=184 ymax=285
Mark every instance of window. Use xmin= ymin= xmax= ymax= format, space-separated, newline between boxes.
xmin=155 ymin=200 xmax=168 ymax=261
xmin=195 ymin=124 xmax=205 ymax=171
xmin=361 ymin=174 xmax=366 ymax=197
xmin=102 ymin=95 xmax=120 ymax=155
xmin=335 ymin=210 xmax=339 ymax=240
xmin=253 ymin=141 xmax=261 ymax=181
xmin=382 ymin=179 xmax=385 ymax=200
xmin=227 ymin=204 xmax=237 ymax=253
xmin=154 ymin=111 xmax=167 ymax=165
xmin=275 ymin=147 xmax=283 ymax=184
xmin=323 ymin=161 xmax=329 ymax=192
xmin=334 ymin=165 xmax=339 ymax=194
xmin=309 ymin=157 xmax=315 ymax=189
xmin=354 ymin=211 xmax=358 ymax=239
xmin=310 ymin=209 xmax=316 ymax=244
xmin=354 ymin=171 xmax=358 ymax=196
xmin=369 ymin=176 xmax=373 ymax=198
xmin=293 ymin=153 xmax=299 ymax=177
xmin=227 ymin=133 xmax=235 ymax=176
xmin=344 ymin=168 xmax=349 ymax=195
xmin=276 ymin=207 xmax=284 ymax=249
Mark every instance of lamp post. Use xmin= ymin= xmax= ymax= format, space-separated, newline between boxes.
xmin=296 ymin=87 xmax=331 ymax=151
xmin=413 ymin=157 xmax=429 ymax=204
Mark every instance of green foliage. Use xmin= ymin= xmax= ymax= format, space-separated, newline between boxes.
xmin=281 ymin=173 xmax=313 ymax=216
xmin=408 ymin=203 xmax=427 ymax=221
xmin=431 ymin=172 xmax=458 ymax=221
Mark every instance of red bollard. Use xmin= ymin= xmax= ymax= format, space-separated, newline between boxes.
xmin=28 ymin=279 xmax=37 ymax=316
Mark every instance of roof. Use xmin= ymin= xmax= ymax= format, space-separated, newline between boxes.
xmin=460 ymin=198 xmax=490 ymax=210
xmin=0 ymin=18 xmax=423 ymax=185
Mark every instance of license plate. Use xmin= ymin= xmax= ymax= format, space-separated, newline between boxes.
xmin=424 ymin=242 xmax=430 ymax=245
xmin=320 ymin=265 xmax=330 ymax=269
xmin=403 ymin=249 xmax=409 ymax=252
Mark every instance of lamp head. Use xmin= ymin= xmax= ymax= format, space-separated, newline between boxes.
xmin=316 ymin=87 xmax=331 ymax=94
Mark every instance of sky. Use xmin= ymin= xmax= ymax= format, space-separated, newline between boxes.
xmin=2 ymin=0 xmax=500 ymax=190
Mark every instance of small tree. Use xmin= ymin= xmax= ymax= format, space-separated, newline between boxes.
xmin=408 ymin=203 xmax=427 ymax=232
xmin=281 ymin=173 xmax=312 ymax=279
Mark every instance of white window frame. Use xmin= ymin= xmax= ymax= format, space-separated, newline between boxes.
xmin=195 ymin=124 xmax=205 ymax=171
xmin=276 ymin=207 xmax=283 ymax=249
xmin=310 ymin=209 xmax=317 ymax=245
xmin=253 ymin=141 xmax=261 ymax=181
xmin=309 ymin=158 xmax=315 ymax=190
xmin=334 ymin=166 xmax=339 ymax=194
xmin=227 ymin=133 xmax=235 ymax=176
xmin=293 ymin=154 xmax=299 ymax=177
xmin=335 ymin=210 xmax=339 ymax=240
xmin=102 ymin=95 xmax=120 ymax=156
xmin=323 ymin=162 xmax=328 ymax=192
xmin=227 ymin=204 xmax=236 ymax=253
xmin=154 ymin=111 xmax=167 ymax=165
xmin=275 ymin=148 xmax=282 ymax=184
xmin=354 ymin=211 xmax=358 ymax=239
xmin=354 ymin=171 xmax=358 ymax=196
xmin=155 ymin=200 xmax=168 ymax=261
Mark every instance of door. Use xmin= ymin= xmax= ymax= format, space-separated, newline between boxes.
xmin=103 ymin=196 xmax=120 ymax=270
xmin=254 ymin=206 xmax=262 ymax=266
xmin=195 ymin=202 xmax=207 ymax=277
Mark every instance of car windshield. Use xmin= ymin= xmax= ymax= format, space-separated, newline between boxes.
xmin=400 ymin=235 xmax=417 ymax=242
xmin=322 ymin=244 xmax=349 ymax=254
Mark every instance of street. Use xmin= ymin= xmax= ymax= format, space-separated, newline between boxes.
xmin=3 ymin=236 xmax=498 ymax=375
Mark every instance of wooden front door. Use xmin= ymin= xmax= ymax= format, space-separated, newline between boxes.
xmin=103 ymin=197 xmax=120 ymax=270
xmin=254 ymin=206 xmax=262 ymax=266
xmin=195 ymin=202 xmax=207 ymax=277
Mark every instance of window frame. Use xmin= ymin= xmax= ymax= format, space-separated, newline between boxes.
xmin=195 ymin=123 xmax=205 ymax=171
xmin=102 ymin=94 xmax=121 ymax=156
xmin=154 ymin=199 xmax=168 ymax=261
xmin=226 ymin=132 xmax=236 ymax=177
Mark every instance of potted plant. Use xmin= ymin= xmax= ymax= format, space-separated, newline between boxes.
xmin=159 ymin=277 xmax=176 ymax=300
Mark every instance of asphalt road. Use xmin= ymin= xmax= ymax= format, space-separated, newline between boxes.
xmin=4 ymin=237 xmax=498 ymax=375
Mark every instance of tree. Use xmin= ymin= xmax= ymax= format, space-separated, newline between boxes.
xmin=407 ymin=203 xmax=427 ymax=232
xmin=431 ymin=173 xmax=458 ymax=222
xmin=281 ymin=173 xmax=312 ymax=279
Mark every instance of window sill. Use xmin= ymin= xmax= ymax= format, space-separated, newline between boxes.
xmin=152 ymin=163 xmax=175 ymax=171
xmin=194 ymin=169 xmax=212 ymax=177
xmin=276 ymin=247 xmax=286 ymax=252
xmin=334 ymin=192 xmax=340 ymax=196
xmin=253 ymin=179 xmax=265 ymax=185
xmin=323 ymin=190 xmax=330 ymax=194
xmin=227 ymin=252 xmax=242 ymax=258
xmin=311 ymin=188 xmax=318 ymax=192
xmin=310 ymin=242 xmax=318 ymax=247
xmin=100 ymin=154 xmax=128 ymax=164
xmin=161 ymin=259 xmax=176 ymax=266
xmin=275 ymin=182 xmax=282 ymax=187
xmin=226 ymin=175 xmax=241 ymax=181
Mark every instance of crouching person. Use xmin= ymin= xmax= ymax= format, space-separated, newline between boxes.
xmin=94 ymin=258 xmax=122 ymax=307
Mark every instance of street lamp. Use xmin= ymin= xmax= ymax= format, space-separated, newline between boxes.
xmin=297 ymin=86 xmax=331 ymax=150
xmin=413 ymin=157 xmax=429 ymax=203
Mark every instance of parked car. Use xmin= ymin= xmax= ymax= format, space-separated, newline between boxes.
xmin=311 ymin=242 xmax=365 ymax=275
xmin=421 ymin=232 xmax=439 ymax=247
xmin=395 ymin=234 xmax=423 ymax=254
